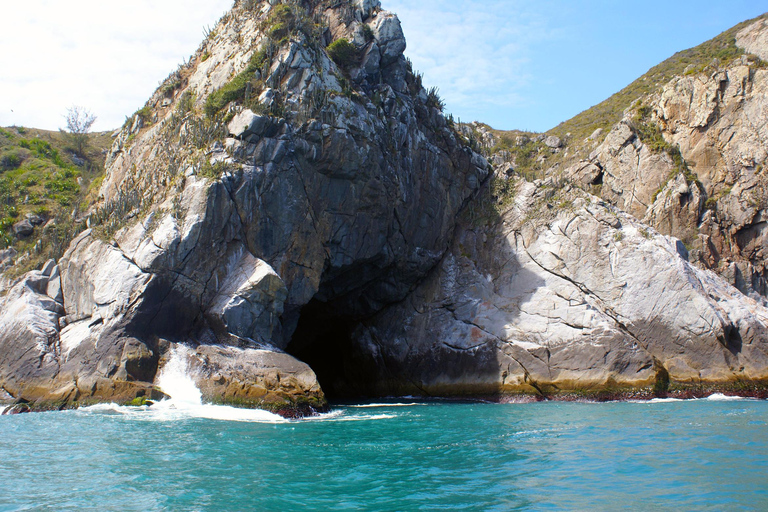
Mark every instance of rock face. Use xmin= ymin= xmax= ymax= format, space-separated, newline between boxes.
xmin=0 ymin=0 xmax=487 ymax=411
xmin=327 ymin=179 xmax=768 ymax=396
xmin=566 ymin=27 xmax=768 ymax=304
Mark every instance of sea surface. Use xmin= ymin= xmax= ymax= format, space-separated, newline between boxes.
xmin=1 ymin=396 xmax=767 ymax=511
xmin=1 ymin=352 xmax=767 ymax=511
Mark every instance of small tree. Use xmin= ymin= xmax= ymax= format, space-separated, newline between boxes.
xmin=63 ymin=106 xmax=97 ymax=156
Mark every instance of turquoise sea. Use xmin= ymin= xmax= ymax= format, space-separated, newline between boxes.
xmin=1 ymin=395 xmax=767 ymax=511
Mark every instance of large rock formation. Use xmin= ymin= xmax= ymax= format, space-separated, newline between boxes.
xmin=565 ymin=23 xmax=768 ymax=304
xmin=342 ymin=179 xmax=768 ymax=397
xmin=1 ymin=2 xmax=767 ymax=410
xmin=0 ymin=0 xmax=487 ymax=412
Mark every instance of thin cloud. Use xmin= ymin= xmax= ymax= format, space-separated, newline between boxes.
xmin=385 ymin=0 xmax=563 ymax=122
xmin=0 ymin=0 xmax=233 ymax=131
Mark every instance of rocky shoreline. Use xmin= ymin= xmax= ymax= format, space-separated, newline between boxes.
xmin=2 ymin=2 xmax=768 ymax=412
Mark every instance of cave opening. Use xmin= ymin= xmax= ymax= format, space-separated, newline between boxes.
xmin=286 ymin=299 xmax=377 ymax=400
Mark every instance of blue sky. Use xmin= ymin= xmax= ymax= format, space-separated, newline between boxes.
xmin=1 ymin=1 xmax=767 ymax=132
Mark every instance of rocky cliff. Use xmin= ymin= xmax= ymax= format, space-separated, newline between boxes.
xmin=0 ymin=0 xmax=488 ymax=413
xmin=563 ymin=19 xmax=768 ymax=305
xmin=2 ymin=2 xmax=767 ymax=413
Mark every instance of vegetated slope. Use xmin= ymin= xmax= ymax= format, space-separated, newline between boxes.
xmin=475 ymin=13 xmax=768 ymax=304
xmin=548 ymin=12 xmax=768 ymax=143
xmin=478 ymin=12 xmax=768 ymax=181
xmin=0 ymin=127 xmax=111 ymax=276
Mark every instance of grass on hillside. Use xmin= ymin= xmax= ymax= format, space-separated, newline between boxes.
xmin=0 ymin=126 xmax=111 ymax=275
xmin=547 ymin=13 xmax=768 ymax=144
xmin=478 ymin=12 xmax=768 ymax=187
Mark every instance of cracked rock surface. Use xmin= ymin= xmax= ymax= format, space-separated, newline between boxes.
xmin=348 ymin=179 xmax=768 ymax=395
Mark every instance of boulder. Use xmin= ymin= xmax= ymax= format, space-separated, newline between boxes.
xmin=13 ymin=219 xmax=34 ymax=238
xmin=544 ymin=135 xmax=563 ymax=148
xmin=372 ymin=12 xmax=406 ymax=66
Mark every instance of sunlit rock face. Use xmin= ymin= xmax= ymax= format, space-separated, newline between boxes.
xmin=565 ymin=20 xmax=768 ymax=304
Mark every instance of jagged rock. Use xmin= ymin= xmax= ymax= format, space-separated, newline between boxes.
xmin=207 ymin=251 xmax=288 ymax=343
xmin=642 ymin=173 xmax=704 ymax=245
xmin=2 ymin=403 xmax=31 ymax=415
xmin=227 ymin=110 xmax=275 ymax=141
xmin=3 ymin=1 xmax=768 ymax=410
xmin=355 ymin=0 xmax=380 ymax=20
xmin=13 ymin=219 xmax=34 ymax=238
xmin=0 ymin=0 xmax=487 ymax=410
xmin=40 ymin=259 xmax=56 ymax=277
xmin=372 ymin=12 xmax=406 ymax=66
xmin=0 ymin=248 xmax=16 ymax=267
xmin=544 ymin=135 xmax=563 ymax=148
xmin=563 ymin=45 xmax=768 ymax=301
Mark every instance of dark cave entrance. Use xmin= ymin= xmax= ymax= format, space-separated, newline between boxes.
xmin=285 ymin=299 xmax=376 ymax=400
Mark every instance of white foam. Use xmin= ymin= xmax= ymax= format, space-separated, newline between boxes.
xmin=79 ymin=346 xmax=286 ymax=423
xmin=645 ymin=398 xmax=685 ymax=403
xmin=155 ymin=345 xmax=204 ymax=407
xmin=703 ymin=393 xmax=751 ymax=402
xmin=334 ymin=413 xmax=398 ymax=421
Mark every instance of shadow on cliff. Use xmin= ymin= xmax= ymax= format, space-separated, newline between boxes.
xmin=285 ymin=176 xmax=547 ymax=401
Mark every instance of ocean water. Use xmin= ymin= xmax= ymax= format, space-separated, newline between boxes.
xmin=1 ymin=352 xmax=767 ymax=511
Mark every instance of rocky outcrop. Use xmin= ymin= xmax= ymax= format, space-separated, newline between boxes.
xmin=343 ymin=178 xmax=768 ymax=396
xmin=0 ymin=0 xmax=487 ymax=412
xmin=2 ymin=2 xmax=768 ymax=409
xmin=565 ymin=33 xmax=768 ymax=303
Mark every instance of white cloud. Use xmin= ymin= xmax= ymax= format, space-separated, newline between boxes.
xmin=0 ymin=0 xmax=233 ymax=131
xmin=384 ymin=0 xmax=562 ymax=123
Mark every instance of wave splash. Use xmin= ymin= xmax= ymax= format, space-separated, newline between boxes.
xmin=81 ymin=345 xmax=287 ymax=423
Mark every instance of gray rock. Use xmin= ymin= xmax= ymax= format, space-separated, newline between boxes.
xmin=40 ymin=259 xmax=56 ymax=277
xmin=207 ymin=251 xmax=288 ymax=343
xmin=354 ymin=0 xmax=380 ymax=20
xmin=25 ymin=214 xmax=44 ymax=226
xmin=228 ymin=110 xmax=271 ymax=141
xmin=350 ymin=181 xmax=768 ymax=395
xmin=0 ymin=248 xmax=16 ymax=266
xmin=13 ymin=219 xmax=34 ymax=238
xmin=544 ymin=135 xmax=563 ymax=148
xmin=372 ymin=12 xmax=406 ymax=66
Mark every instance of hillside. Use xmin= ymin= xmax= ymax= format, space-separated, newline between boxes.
xmin=0 ymin=127 xmax=111 ymax=276
xmin=479 ymin=12 xmax=768 ymax=181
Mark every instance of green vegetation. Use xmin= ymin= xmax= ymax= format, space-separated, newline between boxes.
xmin=136 ymin=106 xmax=153 ymax=125
xmin=362 ymin=24 xmax=374 ymax=43
xmin=490 ymin=132 xmax=549 ymax=181
xmin=426 ymin=87 xmax=445 ymax=112
xmin=204 ymin=47 xmax=269 ymax=117
xmin=262 ymin=4 xmax=319 ymax=45
xmin=0 ymin=127 xmax=111 ymax=272
xmin=125 ymin=396 xmax=153 ymax=407
xmin=326 ymin=38 xmax=358 ymax=69
xmin=548 ymin=13 xmax=768 ymax=144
